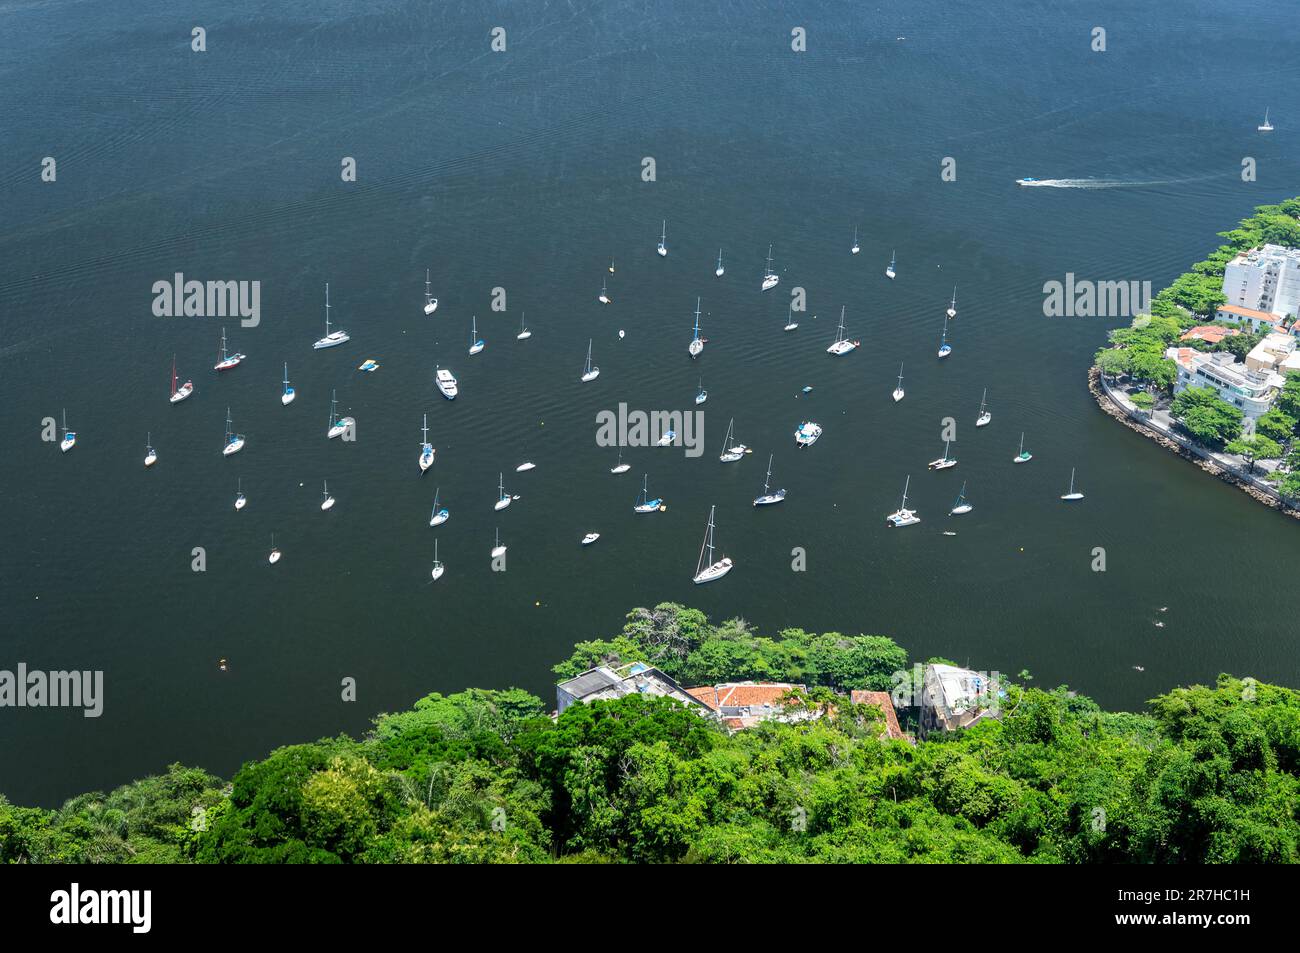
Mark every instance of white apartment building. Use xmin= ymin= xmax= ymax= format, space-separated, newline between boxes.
xmin=1167 ymin=347 xmax=1283 ymax=433
xmin=1222 ymin=244 xmax=1300 ymax=320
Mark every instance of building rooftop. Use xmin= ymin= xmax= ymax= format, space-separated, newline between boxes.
xmin=849 ymin=690 xmax=906 ymax=740
xmin=1180 ymin=325 xmax=1240 ymax=344
xmin=1217 ymin=303 xmax=1279 ymax=323
xmin=556 ymin=663 xmax=711 ymax=714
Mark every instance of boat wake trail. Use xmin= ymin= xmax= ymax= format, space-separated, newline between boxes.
xmin=1018 ymin=173 xmax=1223 ymax=189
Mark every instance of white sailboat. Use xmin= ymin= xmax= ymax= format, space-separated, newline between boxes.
xmin=937 ymin=315 xmax=952 ymax=359
xmin=783 ymin=306 xmax=799 ymax=332
xmin=312 ymin=283 xmax=350 ymax=349
xmin=657 ymin=219 xmax=668 ymax=257
xmin=169 ymin=356 xmax=194 ymax=403
xmin=59 ymin=409 xmax=76 ymax=453
xmin=234 ymin=477 xmax=246 ymax=511
xmin=885 ymin=249 xmax=896 ymax=280
xmin=268 ymin=533 xmax=281 ymax=564
xmin=695 ymin=376 xmax=707 ymax=405
xmin=516 ymin=312 xmax=531 ymax=340
xmin=281 ymin=362 xmax=296 ymax=405
xmin=851 ymin=226 xmax=860 ymax=255
xmin=949 ymin=481 xmax=973 ymax=515
xmin=493 ymin=472 xmax=514 ymax=511
xmin=688 ymin=297 xmax=704 ymax=358
xmin=892 ymin=363 xmax=905 ymax=403
xmin=430 ymin=488 xmax=449 ymax=526
xmin=795 ymin=421 xmax=822 ymax=447
xmin=431 ymin=539 xmax=445 ymax=580
xmin=213 ymin=327 xmax=245 ymax=371
xmin=976 ymin=388 xmax=991 ymax=427
xmin=826 ymin=305 xmax=860 ymax=355
xmin=715 ymin=248 xmax=725 ymax=277
xmin=468 ymin=316 xmax=484 ymax=355
xmin=928 ymin=439 xmax=956 ymax=470
xmin=719 ymin=418 xmax=749 ymax=462
xmin=692 ymin=505 xmax=733 ymax=584
xmin=1259 ymin=108 xmax=1274 ymax=132
xmin=326 ymin=390 xmax=353 ymax=439
xmin=761 ymin=244 xmax=779 ymax=291
xmin=610 ymin=450 xmax=631 ymax=474
xmin=1013 ymin=432 xmax=1032 ymax=464
xmin=418 ymin=414 xmax=435 ymax=472
xmin=947 ymin=286 xmax=958 ymax=319
xmin=599 ymin=277 xmax=611 ymax=305
xmin=580 ymin=338 xmax=600 ymax=382
xmin=1060 ymin=468 xmax=1085 ymax=501
xmin=222 ymin=407 xmax=245 ymax=456
xmin=320 ymin=480 xmax=335 ymax=511
xmin=753 ymin=454 xmax=786 ymax=506
xmin=435 ymin=366 xmax=458 ymax=399
xmin=490 ymin=528 xmax=507 ymax=559
xmin=609 ymin=255 xmax=616 ymax=274
xmin=143 ymin=433 xmax=157 ymax=467
xmin=423 ymin=268 xmax=438 ymax=315
xmin=633 ymin=474 xmax=663 ymax=513
xmin=886 ymin=476 xmax=920 ymax=527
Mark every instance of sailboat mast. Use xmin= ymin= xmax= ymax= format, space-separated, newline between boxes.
xmin=324 ymin=283 xmax=331 ymax=333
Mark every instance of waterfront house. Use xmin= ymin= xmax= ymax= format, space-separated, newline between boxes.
xmin=1167 ymin=347 xmax=1282 ymax=432
xmin=919 ymin=664 xmax=1003 ymax=736
xmin=556 ymin=662 xmax=711 ymax=715
xmin=1222 ymin=244 xmax=1300 ymax=320
xmin=1214 ymin=304 xmax=1284 ymax=334
xmin=1245 ymin=332 xmax=1298 ymax=374
xmin=849 ymin=689 xmax=909 ymax=741
xmin=685 ymin=681 xmax=817 ymax=731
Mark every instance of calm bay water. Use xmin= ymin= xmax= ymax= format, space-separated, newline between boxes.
xmin=2 ymin=0 xmax=1299 ymax=805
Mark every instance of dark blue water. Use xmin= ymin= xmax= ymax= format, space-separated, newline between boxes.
xmin=2 ymin=0 xmax=1299 ymax=805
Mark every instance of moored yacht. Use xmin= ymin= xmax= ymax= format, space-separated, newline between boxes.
xmin=59 ymin=409 xmax=76 ymax=453
xmin=795 ymin=421 xmax=822 ymax=447
xmin=468 ymin=316 xmax=484 ymax=355
xmin=281 ymin=363 xmax=296 ymax=405
xmin=580 ymin=338 xmax=600 ymax=382
xmin=1013 ymin=432 xmax=1032 ymax=464
xmin=633 ymin=474 xmax=663 ymax=513
xmin=949 ymin=481 xmax=973 ymax=515
xmin=976 ymin=388 xmax=991 ymax=427
xmin=326 ymin=390 xmax=353 ymax=439
xmin=719 ymin=418 xmax=748 ymax=462
xmin=927 ymin=439 xmax=956 ymax=470
xmin=826 ymin=306 xmax=859 ymax=355
xmin=752 ymin=454 xmax=786 ymax=506
xmin=1060 ymin=467 xmax=1085 ymax=501
xmin=886 ymin=476 xmax=920 ymax=527
xmin=214 ymin=327 xmax=245 ymax=371
xmin=435 ymin=366 xmax=458 ymax=399
xmin=170 ymin=356 xmax=194 ymax=403
xmin=418 ymin=414 xmax=435 ymax=472
xmin=423 ymin=268 xmax=438 ymax=314
xmin=312 ymin=283 xmax=350 ymax=349
xmin=761 ymin=244 xmax=779 ymax=291
xmin=144 ymin=433 xmax=157 ymax=468
xmin=691 ymin=505 xmax=733 ymax=584
xmin=892 ymin=363 xmax=905 ymax=402
xmin=222 ymin=408 xmax=245 ymax=456
xmin=657 ymin=220 xmax=668 ymax=257
xmin=885 ymin=249 xmax=896 ymax=280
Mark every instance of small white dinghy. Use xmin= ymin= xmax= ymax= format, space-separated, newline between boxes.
xmin=581 ymin=533 xmax=600 ymax=546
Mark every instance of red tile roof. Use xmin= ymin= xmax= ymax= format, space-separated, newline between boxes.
xmin=1218 ymin=304 xmax=1279 ymax=323
xmin=1180 ymin=325 xmax=1240 ymax=344
xmin=849 ymin=690 xmax=905 ymax=740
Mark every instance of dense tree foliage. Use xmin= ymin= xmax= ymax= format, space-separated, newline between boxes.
xmin=3 ymin=609 xmax=1298 ymax=865
xmin=1172 ymin=386 xmax=1245 ymax=448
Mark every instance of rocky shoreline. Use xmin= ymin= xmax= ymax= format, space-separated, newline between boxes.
xmin=1088 ymin=365 xmax=1299 ymax=519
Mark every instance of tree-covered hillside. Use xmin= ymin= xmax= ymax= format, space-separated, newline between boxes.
xmin=3 ymin=604 xmax=1297 ymax=863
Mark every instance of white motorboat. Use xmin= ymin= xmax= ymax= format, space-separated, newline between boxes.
xmin=795 ymin=421 xmax=822 ymax=447
xmin=581 ymin=533 xmax=600 ymax=546
xmin=313 ymin=283 xmax=350 ymax=349
xmin=516 ymin=462 xmax=536 ymax=472
xmin=435 ymin=366 xmax=458 ymax=399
